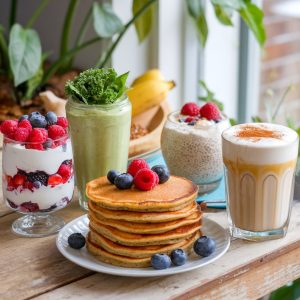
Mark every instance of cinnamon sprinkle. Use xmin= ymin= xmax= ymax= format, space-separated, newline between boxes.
xmin=235 ymin=125 xmax=283 ymax=141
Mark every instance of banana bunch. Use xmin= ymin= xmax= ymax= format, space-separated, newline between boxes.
xmin=127 ymin=69 xmax=175 ymax=117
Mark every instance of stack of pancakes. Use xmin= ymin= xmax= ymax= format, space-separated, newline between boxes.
xmin=86 ymin=175 xmax=202 ymax=268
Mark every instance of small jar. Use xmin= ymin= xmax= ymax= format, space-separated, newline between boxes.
xmin=66 ymin=96 xmax=131 ymax=210
xmin=161 ymin=111 xmax=230 ymax=194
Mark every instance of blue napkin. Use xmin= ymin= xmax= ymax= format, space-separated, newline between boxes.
xmin=142 ymin=150 xmax=226 ymax=209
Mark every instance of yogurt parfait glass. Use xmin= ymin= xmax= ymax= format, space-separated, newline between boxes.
xmin=161 ymin=108 xmax=230 ymax=194
xmin=2 ymin=134 xmax=74 ymax=237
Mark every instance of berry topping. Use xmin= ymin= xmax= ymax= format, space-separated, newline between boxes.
xmin=154 ymin=172 xmax=159 ymax=185
xmin=28 ymin=128 xmax=48 ymax=143
xmin=45 ymin=111 xmax=58 ymax=125
xmin=134 ymin=168 xmax=157 ymax=191
xmin=62 ymin=160 xmax=72 ymax=167
xmin=56 ymin=116 xmax=68 ymax=129
xmin=33 ymin=181 xmax=42 ymax=189
xmin=181 ymin=102 xmax=200 ymax=116
xmin=27 ymin=171 xmax=49 ymax=186
xmin=0 ymin=120 xmax=18 ymax=138
xmin=151 ymin=254 xmax=171 ymax=270
xmin=12 ymin=174 xmax=26 ymax=188
xmin=127 ymin=159 xmax=149 ymax=177
xmin=57 ymin=164 xmax=71 ymax=183
xmin=188 ymin=121 xmax=197 ymax=126
xmin=19 ymin=202 xmax=40 ymax=212
xmin=193 ymin=236 xmax=216 ymax=257
xmin=68 ymin=233 xmax=86 ymax=249
xmin=26 ymin=143 xmax=44 ymax=151
xmin=170 ymin=249 xmax=187 ymax=266
xmin=48 ymin=174 xmax=63 ymax=186
xmin=184 ymin=116 xmax=195 ymax=123
xmin=199 ymin=102 xmax=221 ymax=121
xmin=43 ymin=138 xmax=53 ymax=149
xmin=14 ymin=127 xmax=30 ymax=142
xmin=48 ymin=125 xmax=66 ymax=140
xmin=114 ymin=173 xmax=134 ymax=190
xmin=107 ymin=170 xmax=121 ymax=184
xmin=18 ymin=119 xmax=32 ymax=132
xmin=18 ymin=115 xmax=29 ymax=122
xmin=151 ymin=165 xmax=170 ymax=184
xmin=7 ymin=199 xmax=18 ymax=209
xmin=29 ymin=112 xmax=47 ymax=128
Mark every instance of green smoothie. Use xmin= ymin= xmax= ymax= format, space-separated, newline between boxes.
xmin=65 ymin=68 xmax=131 ymax=209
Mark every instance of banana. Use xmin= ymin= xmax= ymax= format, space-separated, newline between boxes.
xmin=127 ymin=79 xmax=175 ymax=116
xmin=131 ymin=69 xmax=165 ymax=87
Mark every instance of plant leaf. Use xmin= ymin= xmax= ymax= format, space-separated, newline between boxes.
xmin=229 ymin=118 xmax=237 ymax=126
xmin=115 ymin=71 xmax=129 ymax=99
xmin=132 ymin=0 xmax=154 ymax=43
xmin=239 ymin=1 xmax=266 ymax=47
xmin=8 ymin=24 xmax=41 ymax=86
xmin=211 ymin=0 xmax=242 ymax=10
xmin=212 ymin=4 xmax=233 ymax=25
xmin=186 ymin=0 xmax=208 ymax=47
xmin=92 ymin=2 xmax=123 ymax=38
xmin=251 ymin=116 xmax=263 ymax=123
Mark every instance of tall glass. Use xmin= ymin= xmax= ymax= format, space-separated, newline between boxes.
xmin=161 ymin=111 xmax=230 ymax=194
xmin=2 ymin=135 xmax=74 ymax=237
xmin=66 ymin=96 xmax=131 ymax=210
xmin=222 ymin=123 xmax=299 ymax=241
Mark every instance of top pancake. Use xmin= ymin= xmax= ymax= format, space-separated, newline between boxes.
xmin=86 ymin=175 xmax=198 ymax=212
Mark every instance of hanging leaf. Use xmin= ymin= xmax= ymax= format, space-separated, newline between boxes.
xmin=132 ymin=0 xmax=155 ymax=43
xmin=239 ymin=1 xmax=266 ymax=47
xmin=186 ymin=0 xmax=208 ymax=47
xmin=8 ymin=24 xmax=42 ymax=86
xmin=93 ymin=2 xmax=123 ymax=38
xmin=212 ymin=4 xmax=233 ymax=25
xmin=211 ymin=0 xmax=241 ymax=10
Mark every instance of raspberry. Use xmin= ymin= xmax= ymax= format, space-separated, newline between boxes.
xmin=19 ymin=202 xmax=39 ymax=212
xmin=18 ymin=119 xmax=32 ymax=132
xmin=127 ymin=159 xmax=149 ymax=177
xmin=184 ymin=117 xmax=195 ymax=123
xmin=57 ymin=164 xmax=71 ymax=183
xmin=48 ymin=125 xmax=66 ymax=140
xmin=40 ymin=128 xmax=48 ymax=140
xmin=199 ymin=102 xmax=221 ymax=121
xmin=14 ymin=128 xmax=30 ymax=142
xmin=28 ymin=128 xmax=47 ymax=143
xmin=12 ymin=174 xmax=26 ymax=188
xmin=181 ymin=102 xmax=200 ymax=116
xmin=1 ymin=120 xmax=18 ymax=138
xmin=26 ymin=143 xmax=44 ymax=151
xmin=56 ymin=117 xmax=68 ymax=129
xmin=48 ymin=174 xmax=63 ymax=186
xmin=154 ymin=172 xmax=159 ymax=185
xmin=134 ymin=168 xmax=158 ymax=191
xmin=7 ymin=199 xmax=18 ymax=209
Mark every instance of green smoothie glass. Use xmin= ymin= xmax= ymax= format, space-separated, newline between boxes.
xmin=66 ymin=96 xmax=131 ymax=210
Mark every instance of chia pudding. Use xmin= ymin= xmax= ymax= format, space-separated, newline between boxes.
xmin=161 ymin=103 xmax=230 ymax=194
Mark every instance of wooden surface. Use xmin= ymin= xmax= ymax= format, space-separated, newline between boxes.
xmin=1 ymin=171 xmax=300 ymax=299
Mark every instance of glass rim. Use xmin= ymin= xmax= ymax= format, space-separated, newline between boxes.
xmin=3 ymin=133 xmax=69 ymax=145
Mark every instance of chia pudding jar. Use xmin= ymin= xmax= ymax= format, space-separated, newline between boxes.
xmin=161 ymin=110 xmax=230 ymax=194
xmin=2 ymin=134 xmax=74 ymax=237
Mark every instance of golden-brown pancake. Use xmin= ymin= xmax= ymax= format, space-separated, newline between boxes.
xmin=88 ymin=201 xmax=199 ymax=223
xmin=86 ymin=175 xmax=198 ymax=212
xmin=89 ymin=216 xmax=201 ymax=246
xmin=89 ymin=209 xmax=202 ymax=234
xmin=89 ymin=228 xmax=201 ymax=258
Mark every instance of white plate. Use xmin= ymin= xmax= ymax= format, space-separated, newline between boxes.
xmin=56 ymin=214 xmax=230 ymax=277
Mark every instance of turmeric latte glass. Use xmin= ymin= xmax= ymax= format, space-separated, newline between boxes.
xmin=222 ymin=123 xmax=299 ymax=241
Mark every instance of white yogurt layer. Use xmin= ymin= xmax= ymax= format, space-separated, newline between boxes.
xmin=3 ymin=178 xmax=74 ymax=210
xmin=222 ymin=123 xmax=299 ymax=165
xmin=3 ymin=139 xmax=73 ymax=175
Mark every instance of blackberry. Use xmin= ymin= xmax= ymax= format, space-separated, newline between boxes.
xmin=62 ymin=160 xmax=72 ymax=167
xmin=27 ymin=171 xmax=49 ymax=186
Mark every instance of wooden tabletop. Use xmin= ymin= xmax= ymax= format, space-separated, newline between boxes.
xmin=1 ymin=175 xmax=300 ymax=299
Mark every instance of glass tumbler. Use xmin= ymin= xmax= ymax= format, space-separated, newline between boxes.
xmin=2 ymin=135 xmax=74 ymax=237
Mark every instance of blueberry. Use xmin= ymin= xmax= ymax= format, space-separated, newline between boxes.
xmin=151 ymin=165 xmax=170 ymax=184
xmin=151 ymin=254 xmax=171 ymax=270
xmin=18 ymin=115 xmax=28 ymax=122
xmin=193 ymin=236 xmax=216 ymax=257
xmin=114 ymin=173 xmax=133 ymax=189
xmin=107 ymin=170 xmax=121 ymax=184
xmin=170 ymin=249 xmax=187 ymax=266
xmin=188 ymin=121 xmax=197 ymax=126
xmin=68 ymin=233 xmax=86 ymax=249
xmin=43 ymin=138 xmax=53 ymax=149
xmin=33 ymin=181 xmax=42 ymax=189
xmin=45 ymin=111 xmax=57 ymax=125
xmin=29 ymin=112 xmax=47 ymax=128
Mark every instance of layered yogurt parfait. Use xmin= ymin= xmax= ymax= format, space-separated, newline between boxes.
xmin=1 ymin=112 xmax=74 ymax=237
xmin=161 ymin=102 xmax=230 ymax=194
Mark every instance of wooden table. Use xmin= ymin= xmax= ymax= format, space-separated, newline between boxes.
xmin=1 ymin=186 xmax=300 ymax=299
